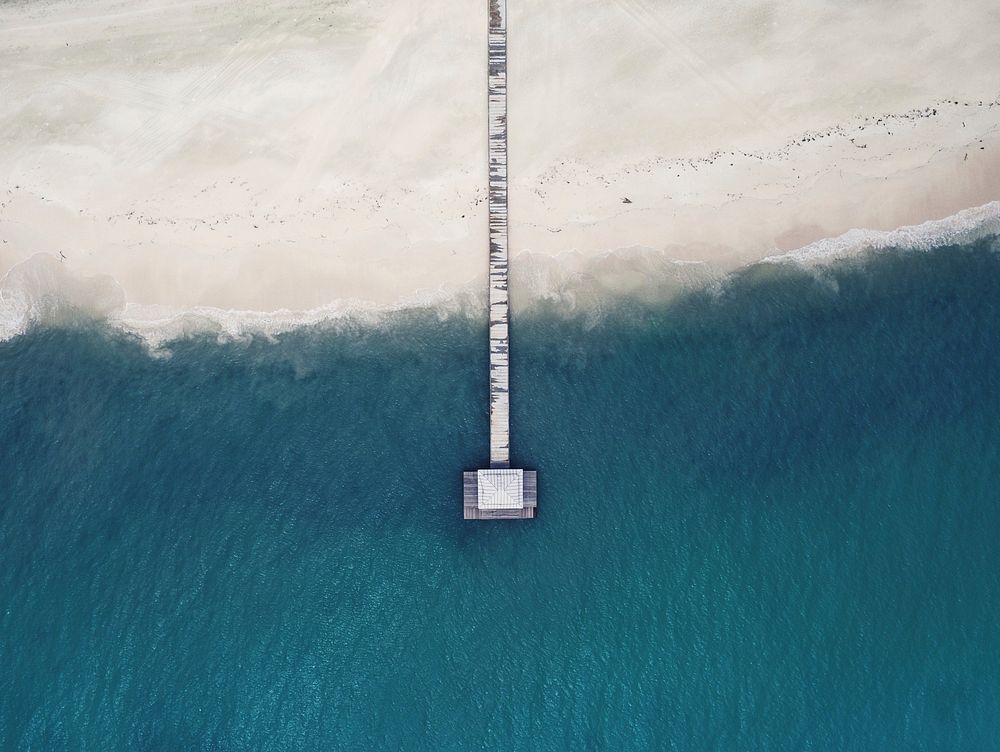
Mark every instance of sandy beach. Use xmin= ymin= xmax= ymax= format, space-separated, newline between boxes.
xmin=1 ymin=0 xmax=998 ymax=339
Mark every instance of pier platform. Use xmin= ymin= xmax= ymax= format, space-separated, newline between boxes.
xmin=464 ymin=469 xmax=537 ymax=520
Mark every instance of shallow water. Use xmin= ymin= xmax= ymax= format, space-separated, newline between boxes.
xmin=2 ymin=241 xmax=999 ymax=750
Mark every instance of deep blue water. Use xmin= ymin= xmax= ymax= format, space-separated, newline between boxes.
xmin=2 ymin=241 xmax=999 ymax=750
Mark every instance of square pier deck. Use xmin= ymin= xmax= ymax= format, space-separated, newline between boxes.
xmin=464 ymin=469 xmax=537 ymax=520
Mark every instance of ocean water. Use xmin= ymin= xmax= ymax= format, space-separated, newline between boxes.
xmin=2 ymin=240 xmax=999 ymax=750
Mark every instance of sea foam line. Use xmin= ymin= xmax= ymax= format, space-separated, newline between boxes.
xmin=114 ymin=286 xmax=479 ymax=350
xmin=761 ymin=201 xmax=1000 ymax=265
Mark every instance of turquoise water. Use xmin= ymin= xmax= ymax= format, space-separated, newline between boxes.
xmin=2 ymin=241 xmax=999 ymax=749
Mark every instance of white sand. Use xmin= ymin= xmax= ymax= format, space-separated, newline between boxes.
xmin=1 ymin=0 xmax=998 ymax=336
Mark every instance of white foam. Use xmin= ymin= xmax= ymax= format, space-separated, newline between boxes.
xmin=761 ymin=201 xmax=1000 ymax=266
xmin=114 ymin=285 xmax=479 ymax=350
xmin=0 ymin=254 xmax=125 ymax=340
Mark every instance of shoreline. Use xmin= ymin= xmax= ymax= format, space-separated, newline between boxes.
xmin=3 ymin=199 xmax=999 ymax=348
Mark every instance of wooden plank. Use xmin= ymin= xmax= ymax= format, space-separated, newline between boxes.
xmin=522 ymin=470 xmax=537 ymax=508
xmin=467 ymin=506 xmax=535 ymax=520
xmin=463 ymin=471 xmax=479 ymax=519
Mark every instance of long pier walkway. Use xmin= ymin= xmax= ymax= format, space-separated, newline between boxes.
xmin=487 ymin=0 xmax=510 ymax=469
xmin=464 ymin=0 xmax=537 ymax=520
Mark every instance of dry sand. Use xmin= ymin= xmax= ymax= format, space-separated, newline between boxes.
xmin=1 ymin=0 xmax=998 ymax=338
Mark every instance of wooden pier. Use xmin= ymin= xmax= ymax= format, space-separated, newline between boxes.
xmin=487 ymin=0 xmax=510 ymax=468
xmin=464 ymin=0 xmax=537 ymax=520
